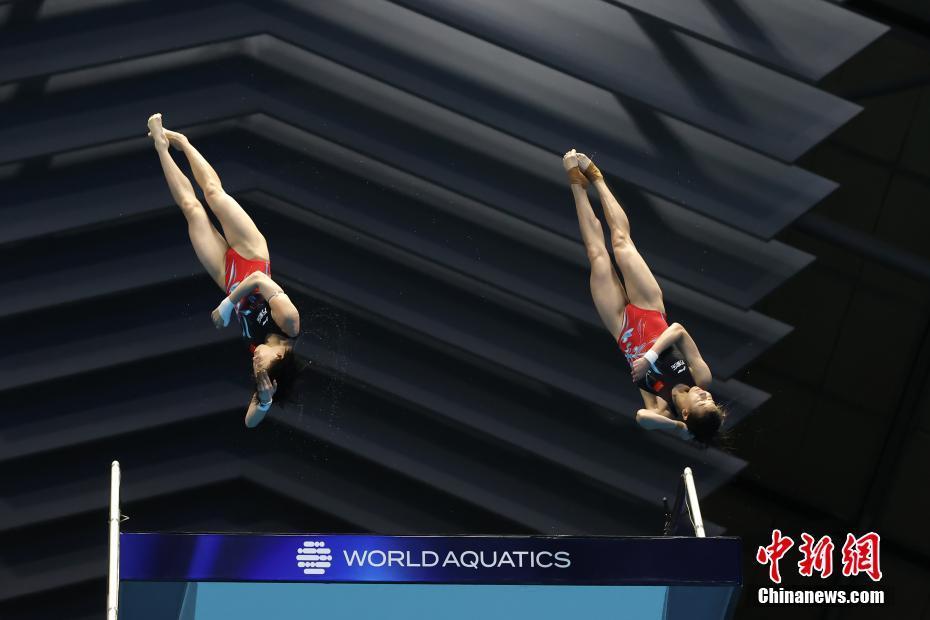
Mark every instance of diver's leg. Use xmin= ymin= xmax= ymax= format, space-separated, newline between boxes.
xmin=578 ymin=152 xmax=664 ymax=314
xmin=165 ymin=128 xmax=269 ymax=261
xmin=565 ymin=150 xmax=627 ymax=340
xmin=148 ymin=114 xmax=227 ymax=290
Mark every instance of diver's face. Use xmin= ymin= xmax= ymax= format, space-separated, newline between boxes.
xmin=252 ymin=344 xmax=282 ymax=374
xmin=682 ymin=386 xmax=717 ymax=419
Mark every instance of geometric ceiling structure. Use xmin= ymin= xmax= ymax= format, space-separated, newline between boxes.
xmin=0 ymin=1 xmax=886 ymax=618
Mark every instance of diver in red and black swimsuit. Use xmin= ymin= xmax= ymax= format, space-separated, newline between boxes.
xmin=564 ymin=149 xmax=724 ymax=444
xmin=222 ymin=249 xmax=288 ymax=354
xmin=148 ymin=113 xmax=302 ymax=429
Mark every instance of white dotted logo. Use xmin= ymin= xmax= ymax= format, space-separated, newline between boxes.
xmin=296 ymin=540 xmax=332 ymax=575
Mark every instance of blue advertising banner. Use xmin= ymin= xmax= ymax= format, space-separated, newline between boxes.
xmin=120 ymin=533 xmax=741 ymax=585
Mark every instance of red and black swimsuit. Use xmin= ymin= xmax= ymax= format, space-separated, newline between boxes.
xmin=617 ymin=303 xmax=694 ymax=415
xmin=224 ymin=248 xmax=287 ymax=353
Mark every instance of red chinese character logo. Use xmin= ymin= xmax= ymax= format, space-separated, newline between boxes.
xmin=797 ymin=533 xmax=834 ymax=578
xmin=756 ymin=529 xmax=794 ymax=583
xmin=841 ymin=532 xmax=882 ymax=581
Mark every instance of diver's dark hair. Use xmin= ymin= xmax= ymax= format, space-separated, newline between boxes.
xmin=684 ymin=404 xmax=726 ymax=447
xmin=265 ymin=344 xmax=306 ymax=409
xmin=254 ymin=307 xmax=348 ymax=414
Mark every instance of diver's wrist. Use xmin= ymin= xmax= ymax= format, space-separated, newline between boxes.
xmin=217 ymin=297 xmax=235 ymax=325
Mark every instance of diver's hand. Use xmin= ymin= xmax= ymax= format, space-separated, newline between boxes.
xmin=212 ymin=297 xmax=235 ymax=329
xmin=256 ymin=370 xmax=277 ymax=404
xmin=631 ymin=356 xmax=650 ymax=382
xmin=211 ymin=307 xmax=225 ymax=329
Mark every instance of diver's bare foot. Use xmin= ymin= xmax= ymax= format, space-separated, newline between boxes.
xmin=562 ymin=148 xmax=579 ymax=171
xmin=576 ymin=152 xmax=603 ymax=182
xmin=563 ymin=148 xmax=588 ymax=187
xmin=164 ymin=129 xmax=189 ymax=151
xmin=575 ymin=151 xmax=591 ymax=170
xmin=147 ymin=113 xmax=169 ymax=150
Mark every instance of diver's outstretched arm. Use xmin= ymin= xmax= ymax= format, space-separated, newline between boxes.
xmin=244 ymin=371 xmax=277 ymax=428
xmin=636 ymin=410 xmax=691 ymax=439
xmin=635 ymin=391 xmax=688 ymax=438
xmin=244 ymin=393 xmax=268 ymax=428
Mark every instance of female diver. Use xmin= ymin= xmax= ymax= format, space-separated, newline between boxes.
xmin=563 ymin=149 xmax=724 ymax=444
xmin=148 ymin=113 xmax=301 ymax=428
